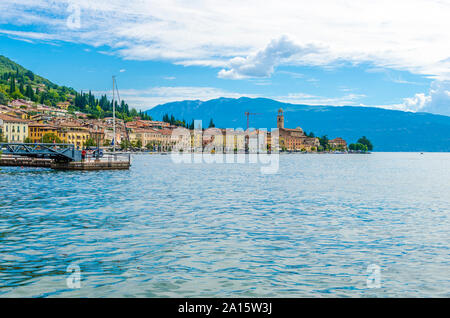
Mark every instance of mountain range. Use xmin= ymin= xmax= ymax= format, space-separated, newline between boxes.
xmin=146 ymin=97 xmax=450 ymax=152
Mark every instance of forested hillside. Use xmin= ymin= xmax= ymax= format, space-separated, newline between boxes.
xmin=0 ymin=55 xmax=150 ymax=121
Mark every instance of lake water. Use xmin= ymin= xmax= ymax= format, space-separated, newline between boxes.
xmin=0 ymin=153 xmax=449 ymax=297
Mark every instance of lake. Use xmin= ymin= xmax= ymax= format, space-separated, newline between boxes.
xmin=0 ymin=153 xmax=449 ymax=297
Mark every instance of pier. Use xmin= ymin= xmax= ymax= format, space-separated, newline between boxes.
xmin=0 ymin=143 xmax=130 ymax=171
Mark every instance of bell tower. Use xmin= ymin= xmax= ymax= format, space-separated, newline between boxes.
xmin=277 ymin=108 xmax=284 ymax=129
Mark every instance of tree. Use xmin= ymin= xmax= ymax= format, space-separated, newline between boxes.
xmin=318 ymin=135 xmax=329 ymax=150
xmin=120 ymin=139 xmax=132 ymax=150
xmin=349 ymin=143 xmax=368 ymax=152
xmin=208 ymin=118 xmax=215 ymax=128
xmin=42 ymin=133 xmax=62 ymax=143
xmin=25 ymin=70 xmax=35 ymax=81
xmin=25 ymin=84 xmax=34 ymax=100
xmin=357 ymin=136 xmax=373 ymax=151
xmin=10 ymin=89 xmax=24 ymax=100
xmin=103 ymin=139 xmax=111 ymax=147
xmin=83 ymin=138 xmax=96 ymax=148
xmin=134 ymin=139 xmax=142 ymax=149
xmin=0 ymin=90 xmax=9 ymax=105
xmin=9 ymin=76 xmax=16 ymax=94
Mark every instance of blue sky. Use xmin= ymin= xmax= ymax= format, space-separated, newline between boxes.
xmin=0 ymin=1 xmax=449 ymax=115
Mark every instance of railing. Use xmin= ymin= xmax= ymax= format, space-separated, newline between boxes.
xmin=84 ymin=152 xmax=131 ymax=164
xmin=0 ymin=143 xmax=81 ymax=162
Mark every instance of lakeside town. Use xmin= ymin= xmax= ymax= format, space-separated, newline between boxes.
xmin=0 ymin=98 xmax=374 ymax=153
xmin=0 ymin=55 xmax=374 ymax=154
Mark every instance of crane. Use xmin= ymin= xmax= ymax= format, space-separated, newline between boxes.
xmin=244 ymin=111 xmax=262 ymax=131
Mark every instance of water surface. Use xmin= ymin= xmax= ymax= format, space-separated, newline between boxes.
xmin=0 ymin=153 xmax=449 ymax=297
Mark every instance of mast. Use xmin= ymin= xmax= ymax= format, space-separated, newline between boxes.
xmin=112 ymin=76 xmax=116 ymax=152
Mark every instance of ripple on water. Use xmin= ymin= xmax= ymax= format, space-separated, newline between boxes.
xmin=0 ymin=153 xmax=449 ymax=297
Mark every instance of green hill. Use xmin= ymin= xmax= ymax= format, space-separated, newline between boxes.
xmin=0 ymin=55 xmax=150 ymax=121
xmin=0 ymin=55 xmax=76 ymax=106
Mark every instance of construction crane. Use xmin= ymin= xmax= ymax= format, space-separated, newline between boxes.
xmin=244 ymin=111 xmax=262 ymax=131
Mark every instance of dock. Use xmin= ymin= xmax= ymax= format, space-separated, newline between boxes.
xmin=0 ymin=153 xmax=131 ymax=171
xmin=0 ymin=156 xmax=52 ymax=168
xmin=51 ymin=159 xmax=130 ymax=170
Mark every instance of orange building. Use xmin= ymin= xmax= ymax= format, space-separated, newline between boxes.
xmin=28 ymin=123 xmax=58 ymax=143
xmin=276 ymin=109 xmax=319 ymax=151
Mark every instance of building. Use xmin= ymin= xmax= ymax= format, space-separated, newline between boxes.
xmin=128 ymin=127 xmax=175 ymax=151
xmin=28 ymin=123 xmax=58 ymax=143
xmin=328 ymin=137 xmax=347 ymax=150
xmin=0 ymin=114 xmax=29 ymax=142
xmin=57 ymin=101 xmax=70 ymax=110
xmin=9 ymin=99 xmax=33 ymax=109
xmin=57 ymin=123 xmax=90 ymax=149
xmin=276 ymin=109 xmax=320 ymax=151
xmin=126 ymin=120 xmax=170 ymax=130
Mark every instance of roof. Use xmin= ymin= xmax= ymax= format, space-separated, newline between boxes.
xmin=0 ymin=114 xmax=28 ymax=123
xmin=28 ymin=122 xmax=57 ymax=128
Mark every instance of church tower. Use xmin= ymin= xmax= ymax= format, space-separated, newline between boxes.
xmin=277 ymin=108 xmax=284 ymax=129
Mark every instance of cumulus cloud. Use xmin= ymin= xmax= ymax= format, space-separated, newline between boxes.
xmin=400 ymin=81 xmax=450 ymax=116
xmin=218 ymin=36 xmax=323 ymax=79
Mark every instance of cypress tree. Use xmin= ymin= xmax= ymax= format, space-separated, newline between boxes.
xmin=9 ymin=76 xmax=16 ymax=93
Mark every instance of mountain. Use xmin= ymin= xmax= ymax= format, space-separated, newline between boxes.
xmin=146 ymin=97 xmax=450 ymax=152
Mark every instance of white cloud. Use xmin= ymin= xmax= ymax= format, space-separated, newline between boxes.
xmin=396 ymin=81 xmax=450 ymax=116
xmin=218 ymin=36 xmax=323 ymax=79
xmin=1 ymin=0 xmax=450 ymax=79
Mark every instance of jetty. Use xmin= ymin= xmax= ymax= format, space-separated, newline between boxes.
xmin=0 ymin=143 xmax=130 ymax=171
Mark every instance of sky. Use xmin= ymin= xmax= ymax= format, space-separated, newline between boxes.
xmin=0 ymin=0 xmax=449 ymax=116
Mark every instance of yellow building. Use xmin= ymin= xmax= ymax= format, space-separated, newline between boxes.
xmin=129 ymin=128 xmax=174 ymax=151
xmin=57 ymin=102 xmax=70 ymax=110
xmin=28 ymin=123 xmax=58 ymax=143
xmin=57 ymin=124 xmax=90 ymax=149
xmin=0 ymin=114 xmax=29 ymax=142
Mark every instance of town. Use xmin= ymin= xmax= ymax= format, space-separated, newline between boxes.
xmin=0 ymin=54 xmax=374 ymax=154
xmin=0 ymin=98 xmax=356 ymax=153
